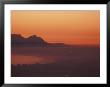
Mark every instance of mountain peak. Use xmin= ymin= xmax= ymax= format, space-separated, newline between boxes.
xmin=11 ymin=34 xmax=48 ymax=46
xmin=28 ymin=35 xmax=38 ymax=39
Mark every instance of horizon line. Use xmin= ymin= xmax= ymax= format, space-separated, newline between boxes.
xmin=11 ymin=33 xmax=100 ymax=46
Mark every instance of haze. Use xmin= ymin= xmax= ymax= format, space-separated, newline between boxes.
xmin=11 ymin=10 xmax=100 ymax=45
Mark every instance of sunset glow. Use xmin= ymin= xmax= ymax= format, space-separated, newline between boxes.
xmin=11 ymin=10 xmax=100 ymax=45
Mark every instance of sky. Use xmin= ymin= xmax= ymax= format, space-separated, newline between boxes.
xmin=11 ymin=10 xmax=100 ymax=45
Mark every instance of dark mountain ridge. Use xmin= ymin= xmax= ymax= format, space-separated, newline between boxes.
xmin=11 ymin=34 xmax=66 ymax=47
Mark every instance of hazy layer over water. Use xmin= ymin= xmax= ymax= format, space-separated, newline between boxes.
xmin=11 ymin=46 xmax=100 ymax=77
xmin=12 ymin=46 xmax=100 ymax=65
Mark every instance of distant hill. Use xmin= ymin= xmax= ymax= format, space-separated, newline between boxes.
xmin=11 ymin=34 xmax=49 ymax=46
xmin=11 ymin=34 xmax=66 ymax=47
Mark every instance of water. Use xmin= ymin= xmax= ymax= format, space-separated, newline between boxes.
xmin=12 ymin=55 xmax=55 ymax=65
xmin=11 ymin=46 xmax=100 ymax=77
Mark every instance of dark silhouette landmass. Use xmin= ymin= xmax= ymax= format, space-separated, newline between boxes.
xmin=11 ymin=34 xmax=66 ymax=47
xmin=11 ymin=61 xmax=100 ymax=77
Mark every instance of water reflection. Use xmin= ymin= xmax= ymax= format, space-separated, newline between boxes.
xmin=11 ymin=55 xmax=55 ymax=65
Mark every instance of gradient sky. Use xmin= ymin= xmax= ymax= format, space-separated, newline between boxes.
xmin=11 ymin=10 xmax=100 ymax=45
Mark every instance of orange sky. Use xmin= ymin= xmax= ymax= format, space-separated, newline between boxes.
xmin=11 ymin=10 xmax=100 ymax=45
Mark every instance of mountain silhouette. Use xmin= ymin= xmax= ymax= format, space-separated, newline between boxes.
xmin=26 ymin=35 xmax=48 ymax=45
xmin=11 ymin=34 xmax=66 ymax=47
xmin=11 ymin=34 xmax=48 ymax=46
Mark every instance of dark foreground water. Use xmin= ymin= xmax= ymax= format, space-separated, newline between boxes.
xmin=11 ymin=46 xmax=100 ymax=77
